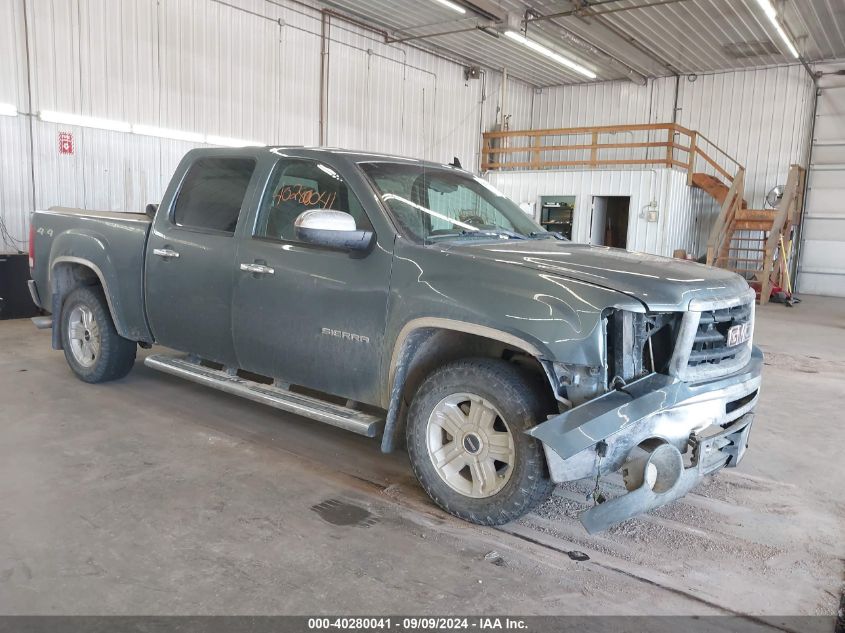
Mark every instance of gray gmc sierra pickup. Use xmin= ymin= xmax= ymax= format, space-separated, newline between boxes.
xmin=28 ymin=147 xmax=761 ymax=532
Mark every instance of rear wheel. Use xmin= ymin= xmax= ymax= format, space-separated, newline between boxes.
xmin=61 ymin=286 xmax=136 ymax=383
xmin=406 ymin=358 xmax=554 ymax=525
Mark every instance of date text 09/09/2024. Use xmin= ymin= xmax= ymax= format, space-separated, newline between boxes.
xmin=308 ymin=617 xmax=528 ymax=630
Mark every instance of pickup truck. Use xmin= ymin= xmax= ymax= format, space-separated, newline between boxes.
xmin=28 ymin=147 xmax=761 ymax=532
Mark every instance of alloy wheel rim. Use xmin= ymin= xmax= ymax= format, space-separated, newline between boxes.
xmin=67 ymin=305 xmax=100 ymax=368
xmin=426 ymin=392 xmax=515 ymax=499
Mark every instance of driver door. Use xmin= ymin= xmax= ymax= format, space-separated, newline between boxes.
xmin=232 ymin=158 xmax=392 ymax=406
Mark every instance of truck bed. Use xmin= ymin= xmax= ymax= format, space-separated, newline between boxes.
xmin=30 ymin=206 xmax=153 ymax=342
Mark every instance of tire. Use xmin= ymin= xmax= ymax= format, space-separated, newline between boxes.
xmin=406 ymin=357 xmax=555 ymax=525
xmin=61 ymin=285 xmax=137 ymax=383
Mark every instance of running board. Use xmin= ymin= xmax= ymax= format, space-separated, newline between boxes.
xmin=144 ymin=354 xmax=384 ymax=437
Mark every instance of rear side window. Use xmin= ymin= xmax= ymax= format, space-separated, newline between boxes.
xmin=172 ymin=157 xmax=256 ymax=233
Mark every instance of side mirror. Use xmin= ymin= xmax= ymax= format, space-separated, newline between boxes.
xmin=145 ymin=203 xmax=159 ymax=220
xmin=294 ymin=209 xmax=374 ymax=252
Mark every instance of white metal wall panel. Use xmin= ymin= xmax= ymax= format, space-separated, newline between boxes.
xmin=1 ymin=0 xmax=499 ymax=252
xmin=798 ymin=62 xmax=845 ymax=297
xmin=675 ymin=64 xmax=815 ymax=209
xmin=159 ymin=0 xmax=280 ymax=141
xmin=486 ymin=167 xmax=701 ymax=257
xmin=483 ymin=72 xmax=535 ymax=133
xmin=0 ymin=0 xmax=29 ymax=108
xmin=326 ymin=20 xmax=484 ymax=167
xmin=531 ymin=78 xmax=672 ymax=129
xmin=0 ymin=116 xmax=33 ymax=252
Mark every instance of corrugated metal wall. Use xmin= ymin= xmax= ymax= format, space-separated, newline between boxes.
xmin=0 ymin=0 xmax=493 ymax=253
xmin=522 ymin=67 xmax=815 ymax=209
xmin=0 ymin=0 xmax=820 ymax=260
xmin=487 ymin=167 xmax=703 ymax=257
xmin=674 ymin=65 xmax=816 ymax=208
xmin=486 ymin=65 xmax=816 ymax=258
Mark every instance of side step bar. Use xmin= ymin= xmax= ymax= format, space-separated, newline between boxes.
xmin=31 ymin=316 xmax=53 ymax=329
xmin=144 ymin=354 xmax=384 ymax=438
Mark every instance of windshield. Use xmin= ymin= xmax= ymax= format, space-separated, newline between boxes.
xmin=360 ymin=162 xmax=552 ymax=244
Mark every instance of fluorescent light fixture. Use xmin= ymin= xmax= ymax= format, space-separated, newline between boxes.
xmin=753 ymin=0 xmax=799 ymax=58
xmin=0 ymin=103 xmax=17 ymax=117
xmin=431 ymin=0 xmax=465 ymax=14
xmin=36 ymin=110 xmax=267 ymax=146
xmin=132 ymin=124 xmax=205 ymax=143
xmin=39 ymin=110 xmax=132 ymax=133
xmin=206 ymin=134 xmax=266 ymax=147
xmin=504 ymin=31 xmax=597 ymax=79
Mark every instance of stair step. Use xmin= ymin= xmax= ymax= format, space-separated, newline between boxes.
xmin=144 ymin=354 xmax=384 ymax=437
xmin=690 ymin=172 xmax=747 ymax=207
xmin=735 ymin=209 xmax=776 ymax=221
xmin=732 ymin=220 xmax=772 ymax=230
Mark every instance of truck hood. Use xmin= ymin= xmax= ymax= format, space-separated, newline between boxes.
xmin=437 ymin=240 xmax=750 ymax=311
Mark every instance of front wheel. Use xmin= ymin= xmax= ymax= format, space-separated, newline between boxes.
xmin=61 ymin=285 xmax=137 ymax=383
xmin=406 ymin=358 xmax=554 ymax=525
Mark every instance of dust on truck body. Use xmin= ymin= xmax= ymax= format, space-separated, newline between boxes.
xmin=27 ymin=147 xmax=762 ymax=532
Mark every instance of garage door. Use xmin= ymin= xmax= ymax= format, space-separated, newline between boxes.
xmin=798 ymin=63 xmax=845 ymax=297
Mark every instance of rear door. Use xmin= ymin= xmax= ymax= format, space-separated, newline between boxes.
xmin=145 ymin=155 xmax=259 ymax=365
xmin=231 ymin=156 xmax=393 ymax=406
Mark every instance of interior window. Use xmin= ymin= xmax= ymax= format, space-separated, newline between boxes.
xmin=255 ymin=159 xmax=372 ymax=242
xmin=172 ymin=157 xmax=256 ymax=233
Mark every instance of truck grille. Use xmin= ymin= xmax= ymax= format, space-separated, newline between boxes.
xmin=688 ymin=302 xmax=754 ymax=367
xmin=668 ymin=290 xmax=756 ymax=382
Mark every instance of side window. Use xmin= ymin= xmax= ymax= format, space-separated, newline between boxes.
xmin=172 ymin=157 xmax=256 ymax=233
xmin=255 ymin=159 xmax=372 ymax=242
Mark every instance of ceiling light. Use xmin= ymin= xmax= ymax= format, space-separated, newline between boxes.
xmin=39 ymin=110 xmax=132 ymax=133
xmin=504 ymin=30 xmax=597 ymax=79
xmin=133 ymin=124 xmax=205 ymax=143
xmin=753 ymin=0 xmax=799 ymax=58
xmin=206 ymin=135 xmax=266 ymax=148
xmin=0 ymin=103 xmax=17 ymax=117
xmin=431 ymin=0 xmax=465 ymax=14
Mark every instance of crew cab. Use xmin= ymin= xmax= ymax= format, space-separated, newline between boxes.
xmin=28 ymin=147 xmax=762 ymax=531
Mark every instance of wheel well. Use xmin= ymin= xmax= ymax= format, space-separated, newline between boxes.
xmin=51 ymin=261 xmax=102 ymax=304
xmin=50 ymin=262 xmax=111 ymax=348
xmin=401 ymin=329 xmax=549 ymax=402
xmin=387 ymin=328 xmax=557 ymax=450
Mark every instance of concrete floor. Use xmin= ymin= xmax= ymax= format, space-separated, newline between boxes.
xmin=0 ymin=296 xmax=843 ymax=619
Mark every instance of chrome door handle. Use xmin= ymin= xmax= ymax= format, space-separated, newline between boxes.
xmin=240 ymin=263 xmax=275 ymax=275
xmin=153 ymin=248 xmax=180 ymax=259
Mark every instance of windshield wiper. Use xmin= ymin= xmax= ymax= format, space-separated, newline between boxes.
xmin=426 ymin=229 xmax=528 ymax=244
xmin=529 ymin=231 xmax=566 ymax=240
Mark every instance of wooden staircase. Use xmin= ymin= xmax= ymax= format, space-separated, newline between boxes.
xmin=702 ymin=165 xmax=805 ymax=304
xmin=690 ymin=172 xmax=747 ymax=208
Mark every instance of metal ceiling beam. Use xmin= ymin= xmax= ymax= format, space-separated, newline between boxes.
xmin=547 ymin=0 xmax=682 ymax=76
xmin=525 ymin=0 xmax=694 ymax=24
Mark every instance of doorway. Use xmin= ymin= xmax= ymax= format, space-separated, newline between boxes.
xmin=590 ymin=196 xmax=630 ymax=248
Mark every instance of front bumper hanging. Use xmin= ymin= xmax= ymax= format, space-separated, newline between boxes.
xmin=528 ymin=347 xmax=762 ymax=533
xmin=579 ymin=413 xmax=754 ymax=534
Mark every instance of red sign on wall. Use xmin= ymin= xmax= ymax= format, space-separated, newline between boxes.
xmin=58 ymin=132 xmax=74 ymax=155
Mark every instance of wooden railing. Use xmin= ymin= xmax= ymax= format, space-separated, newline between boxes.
xmin=481 ymin=123 xmax=743 ymax=187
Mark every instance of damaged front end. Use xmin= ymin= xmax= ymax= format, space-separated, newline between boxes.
xmin=531 ymin=288 xmax=761 ymax=533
